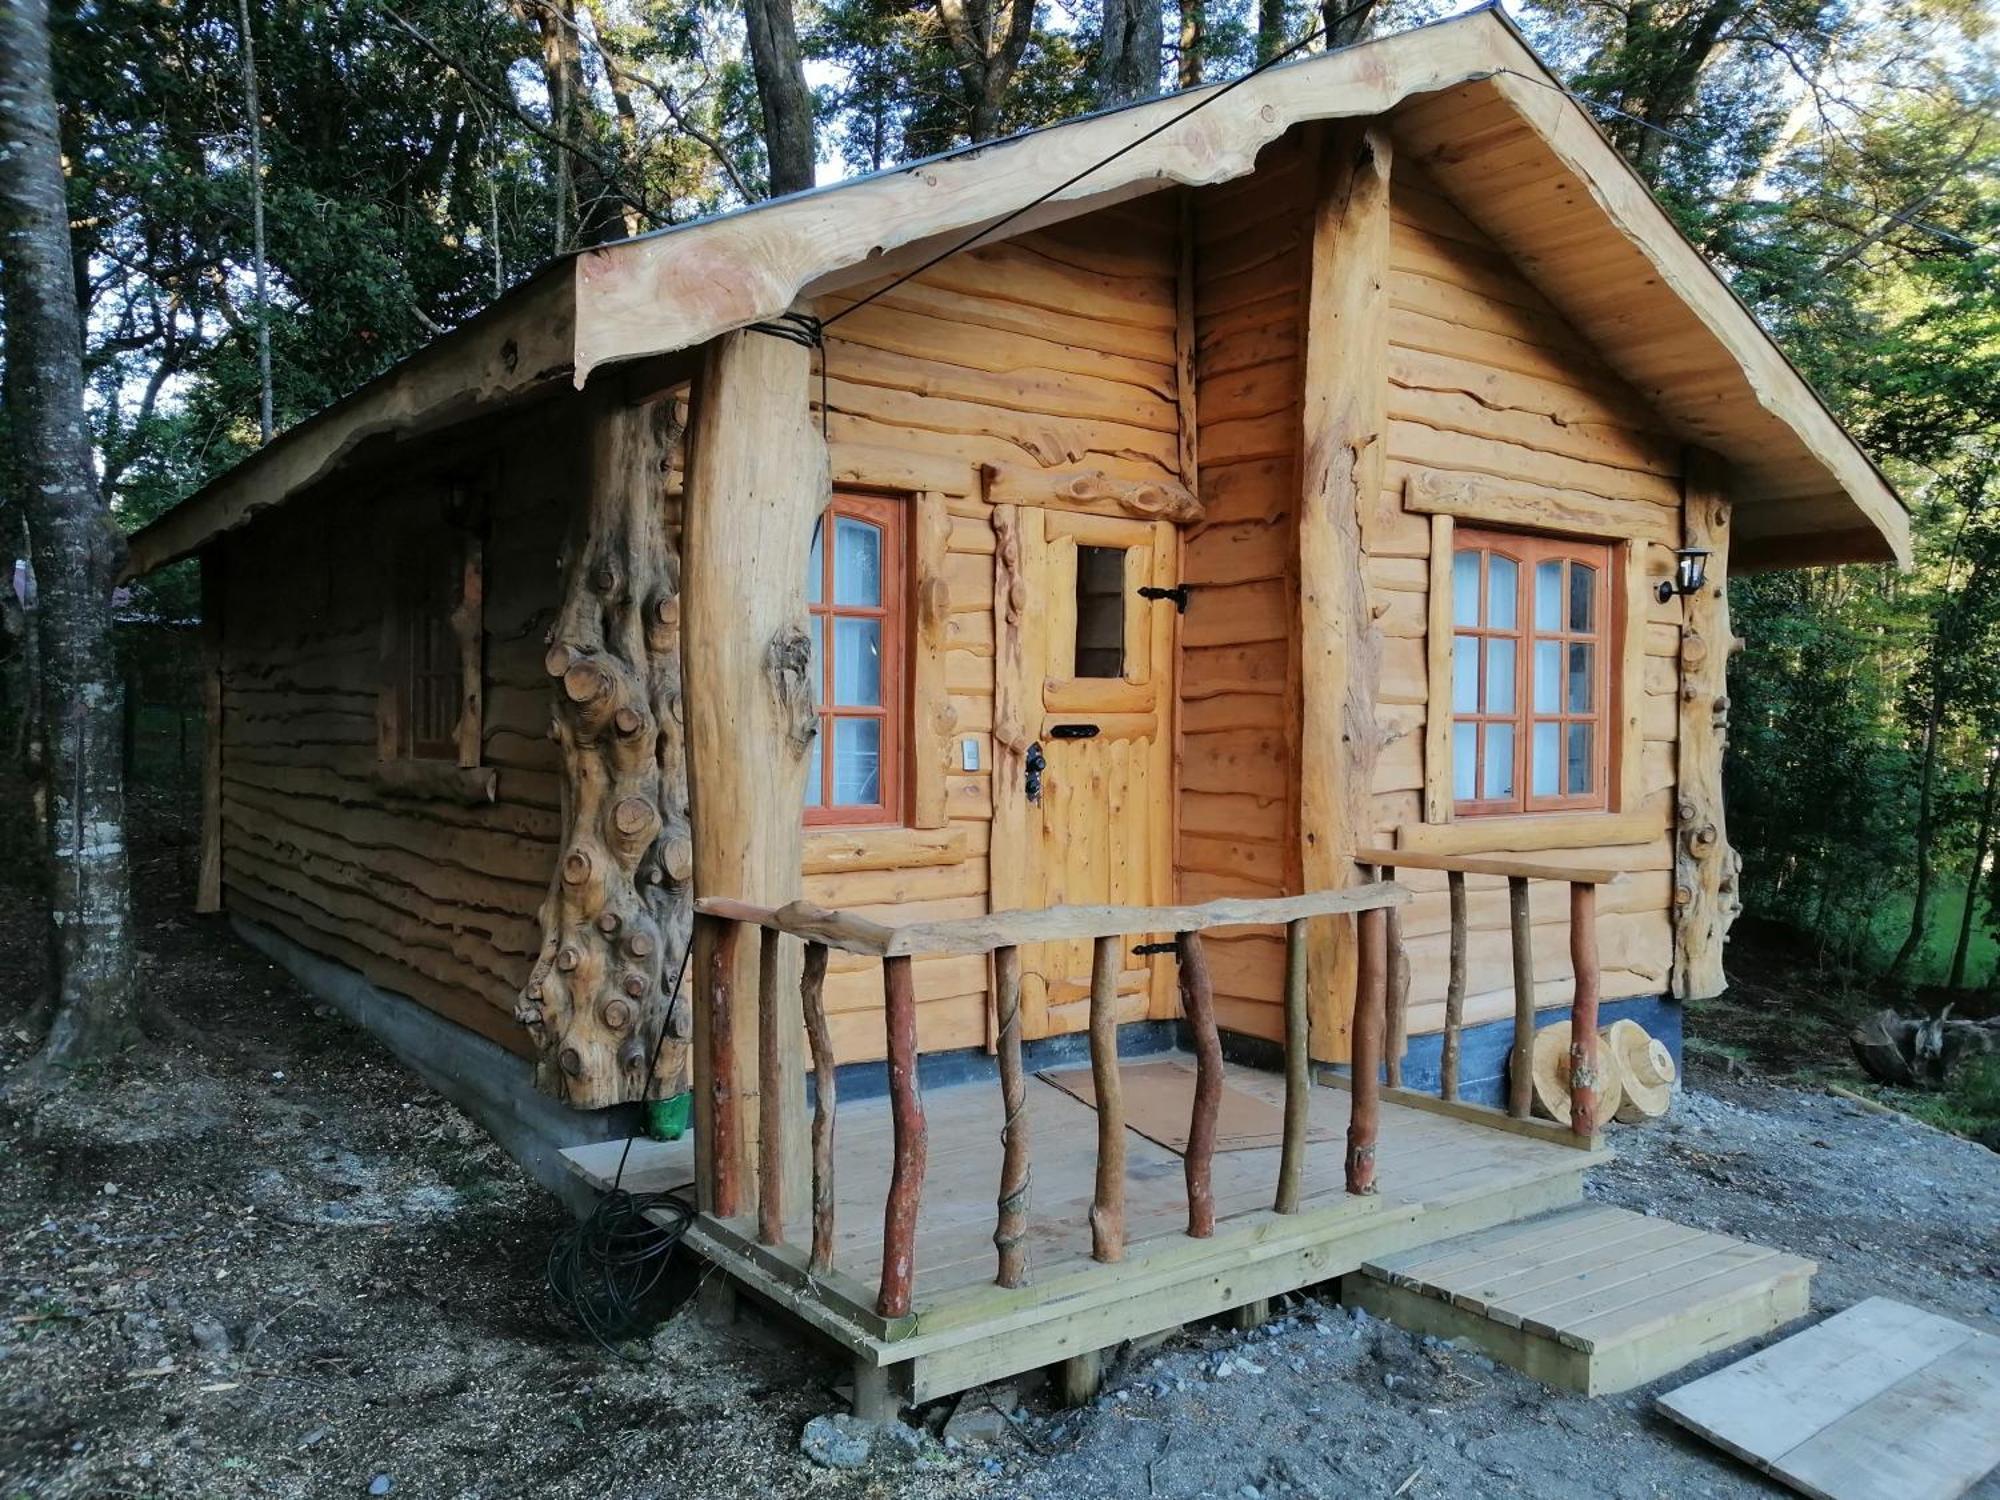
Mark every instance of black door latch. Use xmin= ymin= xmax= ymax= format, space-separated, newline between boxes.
xmin=1024 ymin=742 xmax=1045 ymax=804
xmin=1138 ymin=584 xmax=1191 ymax=614
xmin=1049 ymin=723 xmax=1100 ymax=740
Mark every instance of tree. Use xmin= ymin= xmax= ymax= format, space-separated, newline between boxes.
xmin=937 ymin=0 xmax=1041 ymax=140
xmin=744 ymin=0 xmax=817 ymax=195
xmin=0 ymin=0 xmax=140 ymax=1073
xmin=1097 ymin=0 xmax=1163 ymax=105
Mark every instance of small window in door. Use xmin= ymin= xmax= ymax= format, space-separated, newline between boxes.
xmin=1074 ymin=545 xmax=1126 ymax=679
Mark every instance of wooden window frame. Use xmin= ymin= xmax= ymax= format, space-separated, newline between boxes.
xmin=1447 ymin=527 xmax=1615 ymax=820
xmin=806 ymin=491 xmax=909 ymax=829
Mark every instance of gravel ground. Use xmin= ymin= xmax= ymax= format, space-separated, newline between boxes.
xmin=3 ymin=789 xmax=1996 ymax=1499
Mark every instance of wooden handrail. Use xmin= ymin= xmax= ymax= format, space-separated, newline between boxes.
xmin=1351 ymin=846 xmax=1624 ymax=886
xmin=696 ymin=883 xmax=1410 ymax=958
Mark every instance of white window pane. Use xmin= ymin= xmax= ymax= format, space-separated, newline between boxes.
xmin=1452 ymin=722 xmax=1477 ymax=800
xmin=805 ymin=737 xmax=823 ymax=806
xmin=1533 ymin=641 xmax=1560 ymax=714
xmin=1569 ymin=562 xmax=1595 ymax=633
xmin=1452 ymin=635 xmax=1479 ymax=714
xmin=1567 ymin=722 xmax=1593 ymax=795
xmin=1567 ymin=642 xmax=1593 ymax=714
xmin=832 ymin=718 xmax=881 ymax=806
xmin=807 ymin=521 xmax=824 ymax=605
xmin=1452 ymin=551 xmax=1481 ymax=628
xmin=1482 ymin=724 xmax=1515 ymax=799
xmin=1488 ymin=555 xmax=1518 ymax=630
xmin=1535 ymin=559 xmax=1562 ymax=631
xmin=833 ymin=617 xmax=882 ymax=705
xmin=1532 ymin=721 xmax=1559 ymax=796
xmin=833 ymin=516 xmax=882 ymax=606
xmin=1484 ymin=638 xmax=1516 ymax=714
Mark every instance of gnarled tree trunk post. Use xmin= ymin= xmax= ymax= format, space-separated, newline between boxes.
xmin=517 ymin=380 xmax=693 ymax=1109
xmin=683 ymin=324 xmax=825 ymax=1214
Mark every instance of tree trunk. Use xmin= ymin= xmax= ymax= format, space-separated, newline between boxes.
xmin=744 ymin=0 xmax=816 ymax=197
xmin=1949 ymin=746 xmax=2000 ymax=990
xmin=1177 ymin=0 xmax=1204 ymax=88
xmin=1890 ymin=665 xmax=1949 ymax=980
xmin=1320 ymin=0 xmax=1374 ymax=48
xmin=0 ymin=0 xmax=142 ymax=1072
xmin=1097 ymin=0 xmax=1164 ymax=106
xmin=236 ymin=0 xmax=273 ymax=443
xmin=938 ymin=0 xmax=1037 ymax=142
xmin=1256 ymin=0 xmax=1287 ymax=61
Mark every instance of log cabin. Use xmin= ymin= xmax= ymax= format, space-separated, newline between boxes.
xmin=126 ymin=6 xmax=1907 ymax=1409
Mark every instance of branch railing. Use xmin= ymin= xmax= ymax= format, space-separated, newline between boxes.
xmin=1354 ymin=847 xmax=1619 ymax=1134
xmin=694 ymin=882 xmax=1410 ymax=1320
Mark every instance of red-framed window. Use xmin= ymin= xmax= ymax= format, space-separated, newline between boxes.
xmin=805 ymin=493 xmax=905 ymax=827
xmin=1451 ymin=529 xmax=1612 ymax=816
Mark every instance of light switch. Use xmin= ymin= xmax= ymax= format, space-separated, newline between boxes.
xmin=960 ymin=738 xmax=981 ymax=772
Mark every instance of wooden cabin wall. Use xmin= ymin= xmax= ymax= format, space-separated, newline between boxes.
xmin=813 ymin=196 xmax=1187 ymax=1065
xmin=1373 ymin=165 xmax=1686 ymax=1036
xmin=1175 ymin=140 xmax=1314 ymax=1045
xmin=215 ymin=402 xmax=577 ymax=1055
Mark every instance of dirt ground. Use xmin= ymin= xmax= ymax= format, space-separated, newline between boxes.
xmin=3 ymin=788 xmax=1996 ymax=1499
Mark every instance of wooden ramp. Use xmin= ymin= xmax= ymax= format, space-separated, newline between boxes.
xmin=1658 ymin=1297 xmax=2000 ymax=1500
xmin=1341 ymin=1204 xmax=1816 ymax=1396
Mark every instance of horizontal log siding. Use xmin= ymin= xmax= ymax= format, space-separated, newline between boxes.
xmin=1175 ymin=139 xmax=1313 ymax=1043
xmin=816 ymin=197 xmax=1186 ymax=1063
xmin=1379 ymin=168 xmax=1683 ymax=1025
xmin=217 ymin=403 xmax=576 ymax=1058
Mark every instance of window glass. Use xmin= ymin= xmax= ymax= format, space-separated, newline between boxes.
xmin=1073 ymin=545 xmax=1126 ymax=679
xmin=1566 ymin=722 xmax=1594 ymax=795
xmin=1452 ymin=722 xmax=1478 ymax=800
xmin=832 ymin=718 xmax=881 ymax=805
xmin=1535 ymin=559 xmax=1562 ymax=631
xmin=1452 ymin=551 xmax=1481 ymax=628
xmin=1452 ymin=635 xmax=1479 ymax=714
xmin=1488 ymin=555 xmax=1518 ymax=630
xmin=1567 ymin=642 xmax=1593 ymax=714
xmin=1533 ymin=641 xmax=1561 ymax=714
xmin=834 ymin=517 xmax=881 ymax=606
xmin=1482 ymin=724 xmax=1515 ymax=799
xmin=1532 ymin=722 xmax=1560 ymax=796
xmin=1484 ymin=638 xmax=1516 ymax=715
xmin=1569 ymin=562 xmax=1595 ymax=632
xmin=833 ymin=618 xmax=882 ymax=705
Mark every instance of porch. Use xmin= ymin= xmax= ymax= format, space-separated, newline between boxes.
xmin=563 ymin=1052 xmax=1603 ymax=1406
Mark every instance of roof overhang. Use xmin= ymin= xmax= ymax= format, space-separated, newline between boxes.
xmin=125 ymin=4 xmax=1907 ymax=578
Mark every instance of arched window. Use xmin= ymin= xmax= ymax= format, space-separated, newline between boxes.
xmin=805 ymin=493 xmax=906 ymax=826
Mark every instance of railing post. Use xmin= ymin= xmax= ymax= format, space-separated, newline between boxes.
xmin=757 ymin=925 xmax=784 ymax=1245
xmin=1087 ymin=934 xmax=1126 ymax=1262
xmin=704 ymin=914 xmax=743 ymax=1218
xmin=1507 ymin=876 xmax=1535 ymax=1119
xmin=1441 ymin=869 xmax=1467 ymax=1100
xmin=800 ymin=941 xmax=836 ymax=1275
xmin=1179 ymin=930 xmax=1221 ymax=1235
xmin=878 ymin=955 xmax=926 ymax=1318
xmin=1568 ymin=881 xmax=1602 ymax=1137
xmin=1381 ymin=865 xmax=1410 ymax=1089
xmin=992 ymin=944 xmax=1031 ymax=1287
xmin=1275 ymin=918 xmax=1308 ymax=1214
xmin=1346 ymin=870 xmax=1387 ymax=1196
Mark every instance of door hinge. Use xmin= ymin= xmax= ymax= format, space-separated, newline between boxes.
xmin=1138 ymin=584 xmax=1191 ymax=614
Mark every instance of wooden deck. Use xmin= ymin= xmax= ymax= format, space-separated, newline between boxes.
xmin=564 ymin=1053 xmax=1605 ymax=1405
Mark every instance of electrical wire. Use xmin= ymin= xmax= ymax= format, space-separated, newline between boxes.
xmin=545 ymin=940 xmax=699 ymax=1356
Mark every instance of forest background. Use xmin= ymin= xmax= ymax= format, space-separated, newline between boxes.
xmin=2 ymin=0 xmax=1996 ymax=1044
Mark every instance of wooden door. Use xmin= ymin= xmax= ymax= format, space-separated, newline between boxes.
xmin=993 ymin=507 xmax=1179 ymax=1040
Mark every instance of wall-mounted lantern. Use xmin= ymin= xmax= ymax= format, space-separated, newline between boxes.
xmin=1657 ymin=546 xmax=1712 ymax=604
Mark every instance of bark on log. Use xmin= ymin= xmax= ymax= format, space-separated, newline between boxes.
xmin=801 ymin=940 xmax=837 ymax=1274
xmin=992 ymin=943 xmax=1031 ymax=1287
xmin=1440 ymin=869 xmax=1466 ymax=1099
xmin=1346 ymin=890 xmax=1387 ymax=1195
xmin=1507 ymin=876 xmax=1534 ymax=1119
xmin=879 ymin=954 xmax=926 ymax=1317
xmin=1179 ymin=929 xmax=1222 ymax=1234
xmin=1567 ymin=881 xmax=1602 ymax=1140
xmin=516 ymin=385 xmax=692 ymax=1110
xmin=1673 ymin=451 xmax=1740 ymax=1000
xmin=1088 ymin=934 xmax=1127 ymax=1262
xmin=1275 ymin=919 xmax=1308 ymax=1214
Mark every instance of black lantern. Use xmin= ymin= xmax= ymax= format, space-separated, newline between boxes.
xmin=1657 ymin=546 xmax=1712 ymax=604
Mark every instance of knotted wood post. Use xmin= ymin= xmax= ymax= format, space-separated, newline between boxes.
xmin=1568 ymin=881 xmax=1603 ymax=1137
xmin=1382 ymin=864 xmax=1410 ymax=1088
xmin=1275 ymin=918 xmax=1308 ymax=1214
xmin=1178 ymin=930 xmax=1221 ymax=1235
xmin=1674 ymin=449 xmax=1740 ymax=1000
xmin=757 ymin=925 xmax=784 ymax=1245
xmin=701 ymin=914 xmax=743 ymax=1218
xmin=1440 ymin=870 xmax=1467 ymax=1100
xmin=800 ymin=941 xmax=836 ymax=1275
xmin=1087 ymin=934 xmax=1126 ymax=1262
xmin=1346 ymin=869 xmax=1388 ymax=1195
xmin=1507 ymin=876 xmax=1535 ymax=1120
xmin=684 ymin=325 xmax=825 ymax=1216
xmin=879 ymin=954 xmax=926 ymax=1318
xmin=992 ymin=944 xmax=1031 ymax=1287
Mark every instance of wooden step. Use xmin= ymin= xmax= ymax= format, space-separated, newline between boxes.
xmin=1340 ymin=1205 xmax=1816 ymax=1396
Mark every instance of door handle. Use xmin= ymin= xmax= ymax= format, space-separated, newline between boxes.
xmin=1049 ymin=723 xmax=1100 ymax=740
xmin=1024 ymin=742 xmax=1045 ymax=804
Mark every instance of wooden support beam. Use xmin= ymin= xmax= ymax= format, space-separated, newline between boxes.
xmin=702 ymin=914 xmax=743 ymax=1217
xmin=1087 ymin=934 xmax=1126 ymax=1263
xmin=1568 ymin=881 xmax=1603 ymax=1138
xmin=196 ymin=549 xmax=224 ymax=915
xmin=1441 ymin=870 xmax=1467 ymax=1100
xmin=992 ymin=944 xmax=1030 ymax=1288
xmin=1298 ymin=122 xmax=1392 ymax=1064
xmin=800 ymin=941 xmax=836 ymax=1276
xmin=1275 ymin=919 xmax=1308 ymax=1215
xmin=757 ymin=924 xmax=784 ymax=1245
xmin=1507 ymin=877 xmax=1534 ymax=1120
xmin=1382 ymin=865 xmax=1410 ymax=1088
xmin=1355 ymin=846 xmax=1625 ymax=886
xmin=685 ymin=325 xmax=825 ymax=1217
xmin=1347 ymin=880 xmax=1388 ymax=1196
xmin=1179 ymin=931 xmax=1221 ymax=1235
xmin=1673 ymin=449 xmax=1740 ymax=1000
xmin=879 ymin=954 xmax=926 ymax=1318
